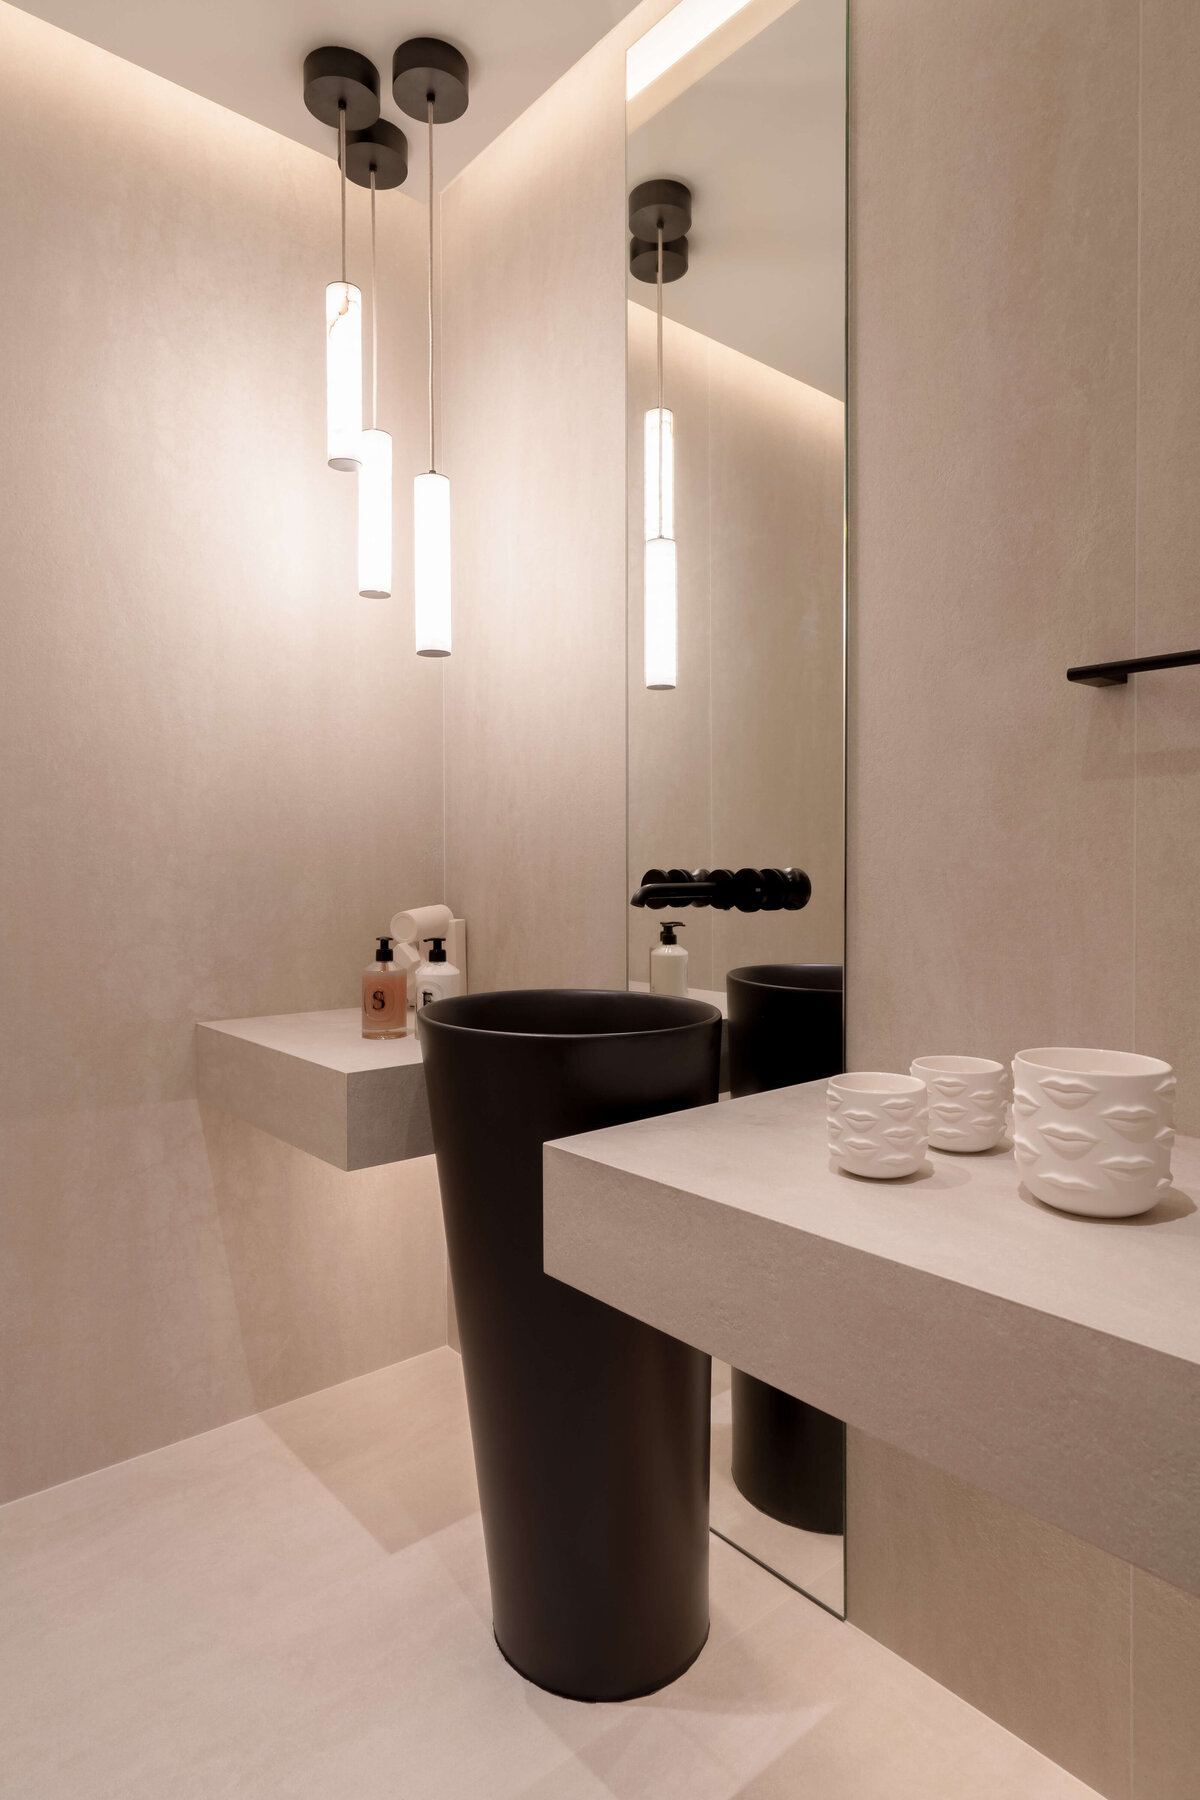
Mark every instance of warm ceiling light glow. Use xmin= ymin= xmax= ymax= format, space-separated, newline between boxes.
xmin=626 ymin=0 xmax=757 ymax=99
xmin=358 ymin=429 xmax=392 ymax=597
xmin=626 ymin=0 xmax=797 ymax=127
xmin=414 ymin=471 xmax=451 ymax=655
xmin=326 ymin=280 xmax=363 ymax=470
xmin=644 ymin=536 xmax=677 ymax=690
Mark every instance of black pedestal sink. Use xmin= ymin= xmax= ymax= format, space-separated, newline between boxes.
xmin=726 ymin=964 xmax=846 ymax=1536
xmin=418 ymin=989 xmax=722 ymax=1702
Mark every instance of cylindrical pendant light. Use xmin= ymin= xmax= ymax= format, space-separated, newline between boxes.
xmin=359 ymin=428 xmax=393 ymax=595
xmin=393 ymin=38 xmax=470 ymax=658
xmin=304 ymin=49 xmax=382 ymax=472
xmin=339 ymin=119 xmax=408 ymax=597
xmin=415 ymin=99 xmax=450 ymax=653
xmin=326 ymin=274 xmax=363 ymax=471
xmin=358 ymin=169 xmax=392 ymax=596
xmin=628 ymin=180 xmax=692 ymax=692
xmin=413 ymin=471 xmax=452 ymax=653
xmin=644 ymin=225 xmax=676 ymax=688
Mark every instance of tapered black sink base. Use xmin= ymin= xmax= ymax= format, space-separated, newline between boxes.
xmin=419 ymin=989 xmax=721 ymax=1702
xmin=494 ymin=1622 xmax=712 ymax=1705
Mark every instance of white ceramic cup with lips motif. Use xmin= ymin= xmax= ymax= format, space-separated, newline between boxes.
xmin=911 ymin=1055 xmax=1009 ymax=1153
xmin=1012 ymin=1047 xmax=1175 ymax=1218
xmin=827 ymin=1072 xmax=929 ymax=1178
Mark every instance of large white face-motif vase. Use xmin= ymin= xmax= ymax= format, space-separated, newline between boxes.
xmin=1012 ymin=1047 xmax=1175 ymax=1218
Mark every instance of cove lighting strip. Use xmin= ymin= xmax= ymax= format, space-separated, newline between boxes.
xmin=626 ymin=0 xmax=758 ymax=100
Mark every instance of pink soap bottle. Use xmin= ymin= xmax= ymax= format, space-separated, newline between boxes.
xmin=362 ymin=936 xmax=408 ymax=1039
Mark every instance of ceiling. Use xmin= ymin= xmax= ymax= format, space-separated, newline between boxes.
xmin=627 ymin=0 xmax=845 ymax=399
xmin=15 ymin=0 xmax=637 ymax=192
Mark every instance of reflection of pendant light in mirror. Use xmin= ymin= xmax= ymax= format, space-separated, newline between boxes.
xmin=342 ymin=120 xmax=410 ymax=597
xmin=629 ymin=180 xmax=691 ymax=690
xmin=304 ymin=49 xmax=382 ymax=471
xmin=393 ymin=38 xmax=470 ymax=657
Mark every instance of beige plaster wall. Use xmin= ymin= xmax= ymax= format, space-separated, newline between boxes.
xmin=0 ymin=4 xmax=448 ymax=1502
xmin=627 ymin=303 xmax=845 ymax=991
xmin=846 ymin=0 xmax=1200 ymax=1793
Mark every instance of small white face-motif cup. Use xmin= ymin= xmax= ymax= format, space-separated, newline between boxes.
xmin=1012 ymin=1047 xmax=1175 ymax=1218
xmin=827 ymin=1072 xmax=929 ymax=1179
xmin=911 ymin=1055 xmax=1010 ymax=1153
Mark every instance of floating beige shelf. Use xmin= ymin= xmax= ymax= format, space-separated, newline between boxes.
xmin=543 ymin=1079 xmax=1200 ymax=1598
xmin=196 ymin=1009 xmax=431 ymax=1171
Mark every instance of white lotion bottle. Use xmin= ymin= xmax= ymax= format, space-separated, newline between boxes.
xmin=649 ymin=921 xmax=688 ymax=996
xmin=414 ymin=936 xmax=462 ymax=1013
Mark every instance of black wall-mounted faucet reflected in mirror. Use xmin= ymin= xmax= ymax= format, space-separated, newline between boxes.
xmin=630 ymin=867 xmax=811 ymax=914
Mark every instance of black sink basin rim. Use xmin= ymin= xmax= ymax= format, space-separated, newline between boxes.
xmin=419 ymin=986 xmax=720 ymax=1037
xmin=726 ymin=963 xmax=842 ymax=995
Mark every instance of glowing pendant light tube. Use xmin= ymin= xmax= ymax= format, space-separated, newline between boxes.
xmin=416 ymin=99 xmax=451 ymax=655
xmin=414 ymin=471 xmax=451 ymax=654
xmin=327 ymin=105 xmax=363 ymax=471
xmin=644 ymin=223 xmax=677 ymax=689
xmin=644 ymin=535 xmax=678 ymax=688
xmin=359 ymin=431 xmax=393 ymax=598
xmin=326 ymin=283 xmax=362 ymax=469
xmin=358 ymin=170 xmax=392 ymax=597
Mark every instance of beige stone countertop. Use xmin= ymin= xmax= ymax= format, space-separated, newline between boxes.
xmin=543 ymin=1078 xmax=1200 ymax=1597
xmin=196 ymin=1009 xmax=431 ymax=1171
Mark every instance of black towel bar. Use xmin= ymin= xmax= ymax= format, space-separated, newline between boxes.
xmin=1067 ymin=649 xmax=1200 ymax=687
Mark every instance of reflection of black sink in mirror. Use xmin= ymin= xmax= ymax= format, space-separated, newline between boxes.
xmin=418 ymin=989 xmax=722 ymax=1702
xmin=725 ymin=964 xmax=846 ymax=1536
xmin=726 ymin=964 xmax=843 ymax=1096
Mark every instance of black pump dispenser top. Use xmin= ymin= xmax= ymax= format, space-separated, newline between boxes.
xmin=659 ymin=921 xmax=685 ymax=946
xmin=424 ymin=936 xmax=447 ymax=964
xmin=376 ymin=936 xmax=394 ymax=963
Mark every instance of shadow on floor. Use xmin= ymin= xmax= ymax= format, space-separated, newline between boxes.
xmin=262 ymin=1346 xmax=480 ymax=1555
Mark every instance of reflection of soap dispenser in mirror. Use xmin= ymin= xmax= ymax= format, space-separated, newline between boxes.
xmin=650 ymin=921 xmax=688 ymax=996
xmin=415 ymin=937 xmax=462 ymax=1013
xmin=362 ymin=937 xmax=408 ymax=1039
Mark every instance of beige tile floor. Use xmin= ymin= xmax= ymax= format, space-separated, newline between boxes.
xmin=0 ymin=1347 xmax=1101 ymax=1799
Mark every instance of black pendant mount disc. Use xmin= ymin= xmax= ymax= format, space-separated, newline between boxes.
xmin=630 ymin=236 xmax=689 ymax=283
xmin=392 ymin=38 xmax=470 ymax=123
xmin=343 ymin=120 xmax=409 ymax=190
xmin=628 ymin=179 xmax=692 ymax=242
xmin=303 ymin=46 xmax=381 ymax=130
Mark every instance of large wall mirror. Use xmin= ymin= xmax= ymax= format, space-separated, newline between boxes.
xmin=625 ymin=0 xmax=848 ymax=1615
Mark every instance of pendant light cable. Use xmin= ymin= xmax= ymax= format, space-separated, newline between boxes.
xmin=370 ymin=166 xmax=378 ymax=430
xmin=339 ymin=102 xmax=347 ymax=284
xmin=427 ymin=97 xmax=436 ymax=474
xmin=656 ymin=221 xmax=664 ymax=538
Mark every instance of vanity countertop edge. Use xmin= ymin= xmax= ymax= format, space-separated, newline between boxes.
xmin=542 ymin=1079 xmax=1200 ymax=1598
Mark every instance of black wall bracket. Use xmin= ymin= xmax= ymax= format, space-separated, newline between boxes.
xmin=1068 ymin=649 xmax=1200 ymax=687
